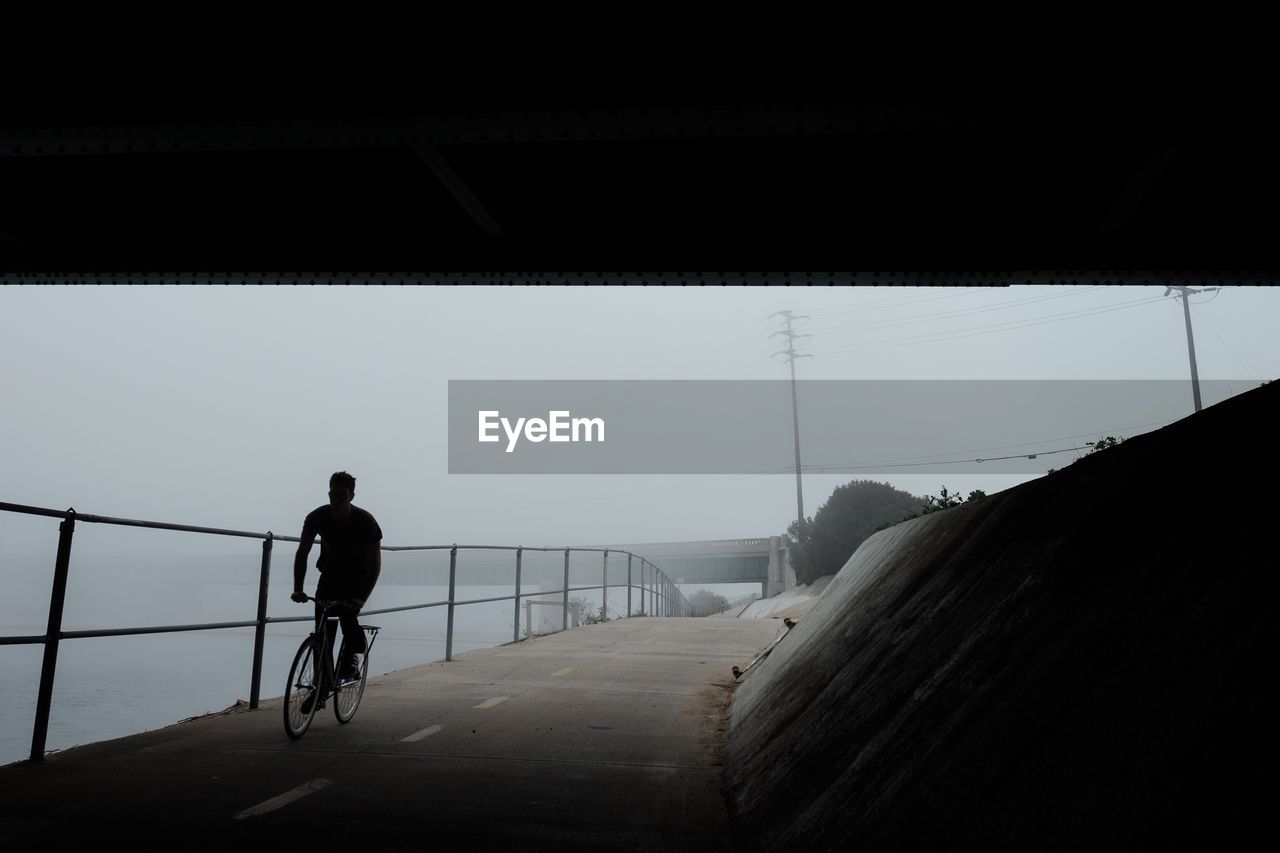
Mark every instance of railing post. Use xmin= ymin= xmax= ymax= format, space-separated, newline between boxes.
xmin=601 ymin=549 xmax=609 ymax=621
xmin=645 ymin=560 xmax=655 ymax=614
xmin=31 ymin=509 xmax=76 ymax=763
xmin=626 ymin=554 xmax=632 ymax=618
xmin=562 ymin=548 xmax=570 ymax=631
xmin=640 ymin=560 xmax=646 ymax=615
xmin=645 ymin=561 xmax=651 ymax=616
xmin=513 ymin=547 xmax=523 ymax=643
xmin=446 ymin=545 xmax=458 ymax=661
xmin=249 ymin=533 xmax=273 ymax=709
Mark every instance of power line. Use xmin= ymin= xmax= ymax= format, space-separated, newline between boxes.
xmin=798 ymin=444 xmax=1086 ymax=472
xmin=1196 ymin=305 xmax=1261 ymax=381
xmin=800 ymin=288 xmax=992 ymax=318
xmin=1208 ymin=295 xmax=1269 ymax=371
xmin=1208 ymin=299 xmax=1265 ymax=373
xmin=674 ymin=287 xmax=1005 ymax=373
xmin=803 ymin=286 xmax=1109 ymax=334
xmin=667 ymin=315 xmax=779 ymax=368
xmin=809 ymin=293 xmax=1169 ymax=355
xmin=659 ymin=286 xmax=1001 ymax=376
xmin=1203 ymin=297 xmax=1270 ymax=379
xmin=690 ymin=286 xmax=1193 ymax=379
xmin=734 ymin=415 xmax=1182 ymax=475
xmin=792 ymin=418 xmax=1180 ymax=470
xmin=701 ymin=291 xmax=1170 ymax=379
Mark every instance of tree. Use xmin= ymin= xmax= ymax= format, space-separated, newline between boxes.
xmin=1084 ymin=436 xmax=1122 ymax=453
xmin=687 ymin=589 xmax=729 ymax=615
xmin=787 ymin=480 xmax=923 ymax=584
xmin=1047 ymin=435 xmax=1127 ymax=474
xmin=878 ymin=485 xmax=989 ymax=530
xmin=918 ymin=485 xmax=965 ymax=514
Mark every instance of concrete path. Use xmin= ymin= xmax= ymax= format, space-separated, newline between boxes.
xmin=0 ymin=615 xmax=779 ymax=851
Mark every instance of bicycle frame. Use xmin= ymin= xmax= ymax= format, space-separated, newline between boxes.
xmin=308 ymin=599 xmax=379 ymax=698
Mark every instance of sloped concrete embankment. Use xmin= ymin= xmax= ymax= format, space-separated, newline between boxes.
xmin=726 ymin=382 xmax=1276 ymax=850
xmin=737 ymin=576 xmax=833 ymax=620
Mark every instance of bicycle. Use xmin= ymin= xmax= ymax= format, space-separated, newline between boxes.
xmin=283 ymin=596 xmax=380 ymax=739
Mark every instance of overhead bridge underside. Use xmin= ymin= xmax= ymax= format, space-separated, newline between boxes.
xmin=606 ymin=538 xmax=792 ymax=594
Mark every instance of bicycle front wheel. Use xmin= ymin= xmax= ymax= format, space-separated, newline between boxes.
xmin=333 ymin=645 xmax=369 ymax=724
xmin=283 ymin=637 xmax=321 ymax=739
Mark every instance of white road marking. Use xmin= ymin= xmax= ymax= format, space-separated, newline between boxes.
xmin=550 ymin=667 xmax=575 ymax=676
xmin=233 ymin=778 xmax=332 ymax=819
xmin=473 ymin=696 xmax=510 ymax=709
xmin=402 ymin=724 xmax=445 ymax=742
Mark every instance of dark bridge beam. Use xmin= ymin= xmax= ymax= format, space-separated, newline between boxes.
xmin=2 ymin=271 xmax=1273 ymax=286
xmin=412 ymin=143 xmax=509 ymax=244
xmin=0 ymin=98 xmax=1175 ymax=160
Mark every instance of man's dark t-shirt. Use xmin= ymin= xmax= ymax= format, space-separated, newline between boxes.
xmin=303 ymin=505 xmax=383 ymax=597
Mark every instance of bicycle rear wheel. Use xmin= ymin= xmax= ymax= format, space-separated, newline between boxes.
xmin=333 ymin=642 xmax=369 ymax=724
xmin=283 ymin=637 xmax=322 ymax=739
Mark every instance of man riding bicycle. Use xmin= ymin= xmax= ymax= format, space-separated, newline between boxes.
xmin=292 ymin=471 xmax=383 ymax=705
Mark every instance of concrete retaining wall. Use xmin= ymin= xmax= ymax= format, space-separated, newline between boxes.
xmin=726 ymin=381 xmax=1277 ymax=850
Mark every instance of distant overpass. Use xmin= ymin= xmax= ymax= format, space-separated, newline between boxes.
xmin=606 ymin=537 xmax=794 ymax=598
xmin=375 ymin=536 xmax=795 ymax=598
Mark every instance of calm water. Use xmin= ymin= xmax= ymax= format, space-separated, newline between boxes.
xmin=0 ymin=580 xmax=634 ymax=766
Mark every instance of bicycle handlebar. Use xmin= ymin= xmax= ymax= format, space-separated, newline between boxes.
xmin=298 ymin=595 xmax=362 ymax=610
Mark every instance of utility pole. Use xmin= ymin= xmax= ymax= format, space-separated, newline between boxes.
xmin=1164 ymin=286 xmax=1220 ymax=412
xmin=771 ymin=310 xmax=812 ymax=535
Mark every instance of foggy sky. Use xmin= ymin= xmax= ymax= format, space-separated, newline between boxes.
xmin=2 ymin=284 xmax=1275 ymax=568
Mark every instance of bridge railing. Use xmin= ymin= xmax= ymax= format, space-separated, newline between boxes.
xmin=0 ymin=500 xmax=692 ymax=764
xmin=605 ymin=537 xmax=778 ymax=554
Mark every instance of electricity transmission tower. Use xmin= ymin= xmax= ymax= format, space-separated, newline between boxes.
xmin=771 ymin=310 xmax=812 ymax=534
xmin=1165 ymin=285 xmax=1220 ymax=412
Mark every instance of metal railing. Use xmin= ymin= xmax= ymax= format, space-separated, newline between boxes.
xmin=0 ymin=500 xmax=693 ymax=763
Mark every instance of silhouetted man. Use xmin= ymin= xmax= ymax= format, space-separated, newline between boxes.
xmin=293 ymin=471 xmax=383 ymax=693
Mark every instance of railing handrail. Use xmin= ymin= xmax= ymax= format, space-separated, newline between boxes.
xmin=0 ymin=502 xmax=654 ymax=555
xmin=0 ymin=500 xmax=276 ymax=540
xmin=2 ymin=498 xmax=701 ymax=764
xmin=604 ymin=537 xmax=776 ymax=552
